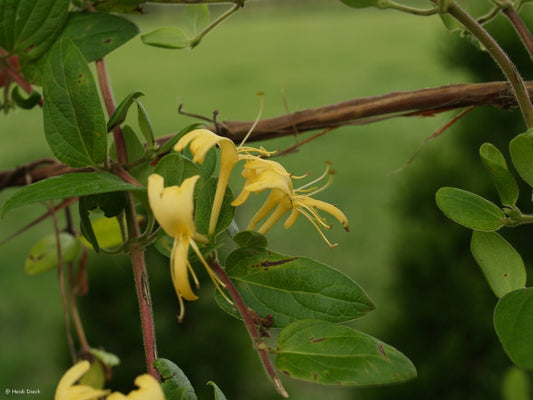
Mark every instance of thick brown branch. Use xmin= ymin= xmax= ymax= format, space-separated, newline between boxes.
xmin=210 ymin=81 xmax=533 ymax=142
xmin=1 ymin=81 xmax=532 ymax=189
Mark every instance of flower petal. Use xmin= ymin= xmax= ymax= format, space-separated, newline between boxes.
xmin=171 ymin=237 xmax=198 ymax=301
xmin=107 ymin=374 xmax=165 ymax=400
xmin=147 ymin=174 xmax=199 ymax=238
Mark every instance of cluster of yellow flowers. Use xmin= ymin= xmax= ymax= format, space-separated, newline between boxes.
xmin=148 ymin=129 xmax=349 ymax=320
xmin=55 ymin=361 xmax=165 ymax=400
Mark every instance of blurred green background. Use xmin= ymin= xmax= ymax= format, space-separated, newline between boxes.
xmin=1 ymin=0 xmax=528 ymax=399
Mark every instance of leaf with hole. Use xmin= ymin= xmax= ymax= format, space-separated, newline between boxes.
xmin=216 ymin=248 xmax=374 ymax=328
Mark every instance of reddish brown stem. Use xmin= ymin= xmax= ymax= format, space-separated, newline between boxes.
xmin=95 ymin=58 xmax=128 ymax=165
xmin=502 ymin=7 xmax=533 ymax=61
xmin=127 ymin=194 xmax=158 ymax=379
xmin=211 ymin=261 xmax=289 ymax=398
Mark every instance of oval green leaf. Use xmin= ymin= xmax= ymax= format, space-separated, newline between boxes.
xmin=216 ymin=248 xmax=374 ymax=328
xmin=79 ymin=215 xmax=125 ymax=252
xmin=154 ymin=358 xmax=197 ymax=400
xmin=185 ymin=5 xmax=210 ymax=35
xmin=479 ymin=143 xmax=519 ymax=207
xmin=510 ymin=130 xmax=533 ymax=188
xmin=470 ymin=231 xmax=526 ymax=298
xmin=43 ymin=39 xmax=107 ymax=167
xmin=276 ymin=319 xmax=416 ymax=385
xmin=2 ymin=172 xmax=145 ymax=216
xmin=435 ymin=187 xmax=505 ymax=231
xmin=25 ymin=232 xmax=81 ymax=275
xmin=494 ymin=288 xmax=533 ymax=369
xmin=141 ymin=27 xmax=190 ymax=49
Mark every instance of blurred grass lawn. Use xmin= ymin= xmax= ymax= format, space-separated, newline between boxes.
xmin=0 ymin=1 xmax=468 ymax=398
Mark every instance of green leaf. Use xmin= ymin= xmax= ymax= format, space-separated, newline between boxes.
xmin=154 ymin=153 xmax=201 ymax=188
xmin=207 ymin=381 xmax=227 ymax=400
xmin=276 ymin=319 xmax=416 ymax=385
xmin=136 ymin=99 xmax=155 ymax=145
xmin=90 ymin=348 xmax=120 ymax=367
xmin=43 ymin=39 xmax=107 ymax=167
xmin=185 ymin=5 xmax=209 ymax=35
xmin=510 ymin=130 xmax=533 ymax=188
xmin=154 ymin=358 xmax=197 ymax=400
xmin=79 ymin=196 xmax=100 ymax=253
xmin=494 ymin=288 xmax=533 ymax=369
xmin=25 ymin=233 xmax=81 ymax=275
xmin=232 ymin=230 xmax=268 ymax=249
xmin=56 ymin=12 xmax=139 ymax=63
xmin=470 ymin=231 xmax=526 ymax=298
xmin=0 ymin=0 xmax=69 ymax=59
xmin=79 ymin=215 xmax=125 ymax=252
xmin=435 ymin=187 xmax=505 ymax=231
xmin=141 ymin=27 xmax=190 ymax=49
xmin=108 ymin=91 xmax=145 ymax=132
xmin=217 ymin=248 xmax=374 ymax=328
xmin=2 ymin=172 xmax=144 ymax=216
xmin=479 ymin=143 xmax=519 ymax=207
xmin=195 ymin=178 xmax=235 ymax=236
xmin=339 ymin=0 xmax=384 ymax=8
xmin=502 ymin=366 xmax=531 ymax=400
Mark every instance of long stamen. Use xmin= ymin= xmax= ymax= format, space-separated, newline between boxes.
xmin=295 ymin=161 xmax=332 ymax=194
xmin=177 ymin=294 xmax=185 ymax=323
xmin=298 ymin=208 xmax=338 ymax=248
xmin=238 ymin=92 xmax=264 ymax=149
xmin=297 ymin=200 xmax=331 ymax=229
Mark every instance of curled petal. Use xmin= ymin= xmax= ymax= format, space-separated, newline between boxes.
xmin=174 ymin=129 xmax=238 ymax=165
xmin=296 ymin=196 xmax=349 ymax=231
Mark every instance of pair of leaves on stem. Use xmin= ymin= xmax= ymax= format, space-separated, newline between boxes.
xmin=214 ymin=239 xmax=416 ymax=386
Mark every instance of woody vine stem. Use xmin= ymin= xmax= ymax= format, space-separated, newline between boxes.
xmin=95 ymin=57 xmax=159 ymax=380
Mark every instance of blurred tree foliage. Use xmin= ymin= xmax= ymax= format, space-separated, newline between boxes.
xmin=359 ymin=12 xmax=533 ymax=400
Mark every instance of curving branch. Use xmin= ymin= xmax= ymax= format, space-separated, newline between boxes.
xmin=1 ymin=80 xmax=532 ymax=189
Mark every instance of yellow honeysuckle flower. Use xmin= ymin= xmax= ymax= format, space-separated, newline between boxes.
xmin=175 ymin=129 xmax=239 ymax=237
xmin=147 ymin=173 xmax=227 ymax=321
xmin=233 ymin=159 xmax=349 ymax=247
xmin=55 ymin=361 xmax=109 ymax=400
xmin=107 ymin=374 xmax=165 ymax=400
xmin=174 ymin=129 xmax=273 ymax=237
